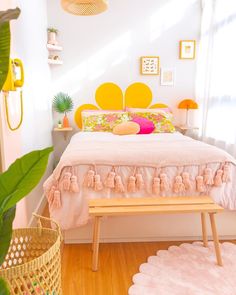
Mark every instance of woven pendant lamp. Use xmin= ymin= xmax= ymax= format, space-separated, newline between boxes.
xmin=61 ymin=0 xmax=108 ymax=15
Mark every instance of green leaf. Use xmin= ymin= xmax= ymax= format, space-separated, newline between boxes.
xmin=0 ymin=22 xmax=10 ymax=90
xmin=0 ymin=7 xmax=21 ymax=24
xmin=0 ymin=147 xmax=53 ymax=214
xmin=0 ymin=8 xmax=21 ymax=90
xmin=53 ymin=92 xmax=74 ymax=114
xmin=0 ymin=278 xmax=10 ymax=295
xmin=0 ymin=206 xmax=15 ymax=265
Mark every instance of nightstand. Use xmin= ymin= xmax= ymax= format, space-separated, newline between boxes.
xmin=175 ymin=125 xmax=199 ymax=135
xmin=53 ymin=127 xmax=73 ymax=140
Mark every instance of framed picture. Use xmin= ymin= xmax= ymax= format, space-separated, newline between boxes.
xmin=140 ymin=56 xmax=160 ymax=75
xmin=160 ymin=68 xmax=175 ymax=86
xmin=179 ymin=40 xmax=196 ymax=59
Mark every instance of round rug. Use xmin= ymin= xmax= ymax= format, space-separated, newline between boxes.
xmin=129 ymin=242 xmax=236 ymax=295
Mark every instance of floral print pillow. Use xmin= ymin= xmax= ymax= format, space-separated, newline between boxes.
xmin=129 ymin=110 xmax=175 ymax=133
xmin=82 ymin=111 xmax=129 ymax=132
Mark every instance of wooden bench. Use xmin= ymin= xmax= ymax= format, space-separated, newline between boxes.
xmin=89 ymin=196 xmax=224 ymax=271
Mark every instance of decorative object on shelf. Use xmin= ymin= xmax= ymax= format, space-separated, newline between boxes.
xmin=53 ymin=92 xmax=74 ymax=128
xmin=179 ymin=40 xmax=196 ymax=59
xmin=58 ymin=120 xmax=62 ymax=128
xmin=47 ymin=27 xmax=58 ymax=46
xmin=160 ymin=68 xmax=175 ymax=86
xmin=140 ymin=56 xmax=160 ymax=75
xmin=178 ymin=99 xmax=198 ymax=127
xmin=61 ymin=0 xmax=108 ymax=16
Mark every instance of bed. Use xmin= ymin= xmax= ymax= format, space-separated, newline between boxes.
xmin=44 ymin=131 xmax=236 ymax=230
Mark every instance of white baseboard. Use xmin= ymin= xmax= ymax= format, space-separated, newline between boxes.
xmin=28 ymin=194 xmax=47 ymax=227
xmin=64 ymin=235 xmax=236 ymax=244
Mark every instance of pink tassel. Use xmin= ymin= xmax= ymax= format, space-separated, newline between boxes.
xmin=160 ymin=173 xmax=169 ymax=192
xmin=52 ymin=190 xmax=61 ymax=209
xmin=182 ymin=172 xmax=192 ymax=191
xmin=127 ymin=176 xmax=136 ymax=193
xmin=214 ymin=169 xmax=223 ymax=186
xmin=222 ymin=165 xmax=230 ymax=183
xmin=203 ymin=168 xmax=214 ymax=185
xmin=84 ymin=170 xmax=95 ymax=188
xmin=114 ymin=175 xmax=125 ymax=193
xmin=94 ymin=174 xmax=103 ymax=192
xmin=104 ymin=171 xmax=116 ymax=188
xmin=152 ymin=177 xmax=160 ymax=195
xmin=62 ymin=172 xmax=71 ymax=191
xmin=196 ymin=176 xmax=205 ymax=192
xmin=173 ymin=175 xmax=185 ymax=194
xmin=136 ymin=173 xmax=145 ymax=190
xmin=70 ymin=175 xmax=79 ymax=193
xmin=47 ymin=185 xmax=56 ymax=205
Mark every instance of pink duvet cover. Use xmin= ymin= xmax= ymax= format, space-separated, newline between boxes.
xmin=44 ymin=132 xmax=236 ymax=230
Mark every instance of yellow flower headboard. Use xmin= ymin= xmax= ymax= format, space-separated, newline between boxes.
xmin=74 ymin=82 xmax=168 ymax=128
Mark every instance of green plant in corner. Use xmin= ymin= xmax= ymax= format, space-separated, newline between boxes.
xmin=0 ymin=7 xmax=53 ymax=295
xmin=47 ymin=27 xmax=58 ymax=34
xmin=53 ymin=92 xmax=74 ymax=128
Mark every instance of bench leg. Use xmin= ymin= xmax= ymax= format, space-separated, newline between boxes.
xmin=201 ymin=213 xmax=208 ymax=247
xmin=92 ymin=216 xmax=101 ymax=271
xmin=209 ymin=213 xmax=223 ymax=266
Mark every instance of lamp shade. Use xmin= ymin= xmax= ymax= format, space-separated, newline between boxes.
xmin=61 ymin=0 xmax=108 ymax=15
xmin=178 ymin=99 xmax=198 ymax=110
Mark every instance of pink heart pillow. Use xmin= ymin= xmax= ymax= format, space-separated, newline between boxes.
xmin=132 ymin=117 xmax=155 ymax=134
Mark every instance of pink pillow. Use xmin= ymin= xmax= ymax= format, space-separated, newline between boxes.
xmin=132 ymin=117 xmax=155 ymax=134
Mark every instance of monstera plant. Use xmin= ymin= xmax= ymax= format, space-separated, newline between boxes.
xmin=0 ymin=8 xmax=53 ymax=294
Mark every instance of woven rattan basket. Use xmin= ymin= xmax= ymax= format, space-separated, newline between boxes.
xmin=0 ymin=214 xmax=63 ymax=295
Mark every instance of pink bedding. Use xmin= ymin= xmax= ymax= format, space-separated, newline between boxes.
xmin=44 ymin=132 xmax=236 ymax=230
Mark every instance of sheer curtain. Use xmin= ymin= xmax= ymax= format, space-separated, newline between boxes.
xmin=196 ymin=0 xmax=236 ymax=157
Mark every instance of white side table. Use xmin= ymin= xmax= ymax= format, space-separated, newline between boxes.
xmin=175 ymin=125 xmax=199 ymax=135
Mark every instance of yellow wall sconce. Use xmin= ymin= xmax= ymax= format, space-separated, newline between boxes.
xmin=61 ymin=0 xmax=108 ymax=16
xmin=178 ymin=99 xmax=198 ymax=127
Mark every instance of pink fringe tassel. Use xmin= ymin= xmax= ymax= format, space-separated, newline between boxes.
xmin=94 ymin=174 xmax=103 ymax=192
xmin=222 ymin=165 xmax=230 ymax=183
xmin=152 ymin=177 xmax=160 ymax=195
xmin=214 ymin=169 xmax=223 ymax=186
xmin=70 ymin=175 xmax=79 ymax=193
xmin=173 ymin=175 xmax=185 ymax=194
xmin=128 ymin=176 xmax=136 ymax=193
xmin=114 ymin=175 xmax=125 ymax=193
xmin=182 ymin=172 xmax=192 ymax=191
xmin=104 ymin=171 xmax=116 ymax=188
xmin=196 ymin=175 xmax=205 ymax=192
xmin=47 ymin=185 xmax=56 ymax=205
xmin=136 ymin=173 xmax=145 ymax=190
xmin=62 ymin=172 xmax=71 ymax=191
xmin=52 ymin=190 xmax=61 ymax=209
xmin=84 ymin=170 xmax=95 ymax=188
xmin=204 ymin=168 xmax=214 ymax=185
xmin=160 ymin=173 xmax=169 ymax=192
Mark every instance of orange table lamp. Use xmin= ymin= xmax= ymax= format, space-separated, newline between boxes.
xmin=178 ymin=99 xmax=198 ymax=127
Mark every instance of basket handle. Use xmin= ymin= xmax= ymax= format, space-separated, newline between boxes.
xmin=32 ymin=213 xmax=63 ymax=242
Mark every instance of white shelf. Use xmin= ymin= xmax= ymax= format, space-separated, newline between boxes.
xmin=47 ymin=44 xmax=63 ymax=51
xmin=48 ymin=59 xmax=63 ymax=65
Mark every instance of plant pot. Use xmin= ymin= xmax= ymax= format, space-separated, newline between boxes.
xmin=48 ymin=32 xmax=58 ymax=45
xmin=63 ymin=114 xmax=70 ymax=128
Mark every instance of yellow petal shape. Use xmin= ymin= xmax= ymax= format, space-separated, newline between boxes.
xmin=125 ymin=82 xmax=152 ymax=108
xmin=74 ymin=103 xmax=99 ymax=129
xmin=150 ymin=103 xmax=168 ymax=108
xmin=95 ymin=82 xmax=123 ymax=110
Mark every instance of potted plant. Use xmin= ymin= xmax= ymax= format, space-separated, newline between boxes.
xmin=53 ymin=92 xmax=74 ymax=128
xmin=47 ymin=27 xmax=58 ymax=46
xmin=0 ymin=9 xmax=54 ymax=294
xmin=58 ymin=119 xmax=62 ymax=128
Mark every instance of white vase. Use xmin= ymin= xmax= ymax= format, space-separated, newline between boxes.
xmin=48 ymin=32 xmax=58 ymax=46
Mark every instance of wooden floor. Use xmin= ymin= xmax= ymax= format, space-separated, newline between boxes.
xmin=61 ymin=241 xmax=186 ymax=295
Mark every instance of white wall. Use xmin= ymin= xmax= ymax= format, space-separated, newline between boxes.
xmin=47 ymin=0 xmax=201 ymax=128
xmin=0 ymin=0 xmax=53 ymax=226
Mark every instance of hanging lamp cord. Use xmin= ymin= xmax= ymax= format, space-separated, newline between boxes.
xmin=4 ymin=91 xmax=24 ymax=131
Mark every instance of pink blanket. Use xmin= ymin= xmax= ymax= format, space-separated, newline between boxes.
xmin=44 ymin=132 xmax=236 ymax=229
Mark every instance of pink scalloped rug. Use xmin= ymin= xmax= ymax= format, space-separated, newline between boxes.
xmin=129 ymin=242 xmax=236 ymax=295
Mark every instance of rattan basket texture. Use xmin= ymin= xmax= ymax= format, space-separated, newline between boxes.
xmin=0 ymin=215 xmax=62 ymax=295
